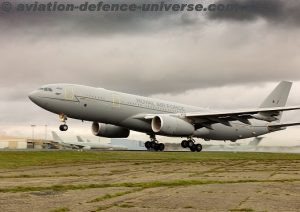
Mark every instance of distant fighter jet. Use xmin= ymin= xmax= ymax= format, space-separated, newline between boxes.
xmin=29 ymin=81 xmax=300 ymax=152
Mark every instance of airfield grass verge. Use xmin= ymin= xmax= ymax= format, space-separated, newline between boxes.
xmin=0 ymin=178 xmax=299 ymax=193
xmin=0 ymin=151 xmax=299 ymax=169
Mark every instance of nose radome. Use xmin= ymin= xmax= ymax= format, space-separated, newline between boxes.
xmin=28 ymin=90 xmax=38 ymax=102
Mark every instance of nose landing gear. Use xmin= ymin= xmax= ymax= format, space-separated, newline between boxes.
xmin=181 ymin=138 xmax=202 ymax=152
xmin=59 ymin=114 xmax=68 ymax=131
xmin=59 ymin=124 xmax=68 ymax=131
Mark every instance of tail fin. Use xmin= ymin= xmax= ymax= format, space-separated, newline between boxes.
xmin=260 ymin=81 xmax=292 ymax=108
xmin=259 ymin=81 xmax=292 ymax=121
xmin=77 ymin=136 xmax=85 ymax=142
xmin=51 ymin=131 xmax=63 ymax=144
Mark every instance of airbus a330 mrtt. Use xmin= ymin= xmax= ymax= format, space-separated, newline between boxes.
xmin=29 ymin=81 xmax=300 ymax=152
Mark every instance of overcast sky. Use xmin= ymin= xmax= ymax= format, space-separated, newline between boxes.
xmin=0 ymin=0 xmax=299 ymax=144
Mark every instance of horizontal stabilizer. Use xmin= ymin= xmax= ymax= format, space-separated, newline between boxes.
xmin=268 ymin=122 xmax=300 ymax=129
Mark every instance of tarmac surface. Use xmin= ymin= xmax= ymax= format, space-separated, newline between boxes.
xmin=0 ymin=151 xmax=299 ymax=212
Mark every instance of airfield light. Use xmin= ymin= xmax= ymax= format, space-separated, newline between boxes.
xmin=31 ymin=124 xmax=36 ymax=141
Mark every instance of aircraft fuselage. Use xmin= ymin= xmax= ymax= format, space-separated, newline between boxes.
xmin=29 ymin=84 xmax=271 ymax=141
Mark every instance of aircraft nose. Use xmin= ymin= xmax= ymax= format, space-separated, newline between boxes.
xmin=28 ymin=90 xmax=38 ymax=103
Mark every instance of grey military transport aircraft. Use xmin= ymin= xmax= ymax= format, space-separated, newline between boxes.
xmin=29 ymin=81 xmax=300 ymax=152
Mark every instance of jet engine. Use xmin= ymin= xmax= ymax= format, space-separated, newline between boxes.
xmin=151 ymin=115 xmax=195 ymax=136
xmin=92 ymin=122 xmax=130 ymax=138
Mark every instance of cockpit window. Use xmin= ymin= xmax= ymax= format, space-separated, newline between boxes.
xmin=39 ymin=87 xmax=53 ymax=92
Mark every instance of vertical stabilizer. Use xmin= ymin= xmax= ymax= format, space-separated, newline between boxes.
xmin=259 ymin=81 xmax=292 ymax=121
xmin=52 ymin=131 xmax=63 ymax=144
xmin=260 ymin=81 xmax=292 ymax=108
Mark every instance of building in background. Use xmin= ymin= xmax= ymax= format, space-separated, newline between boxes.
xmin=0 ymin=135 xmax=53 ymax=150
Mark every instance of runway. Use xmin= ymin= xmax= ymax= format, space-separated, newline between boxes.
xmin=0 ymin=151 xmax=299 ymax=211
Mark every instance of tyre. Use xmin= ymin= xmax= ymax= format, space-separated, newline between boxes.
xmin=195 ymin=144 xmax=202 ymax=152
xmin=158 ymin=143 xmax=165 ymax=151
xmin=181 ymin=140 xmax=188 ymax=148
xmin=145 ymin=141 xmax=151 ymax=149
xmin=190 ymin=144 xmax=196 ymax=152
xmin=188 ymin=140 xmax=194 ymax=148
xmin=150 ymin=141 xmax=156 ymax=149
xmin=63 ymin=125 xmax=68 ymax=131
xmin=59 ymin=124 xmax=68 ymax=131
xmin=154 ymin=143 xmax=160 ymax=151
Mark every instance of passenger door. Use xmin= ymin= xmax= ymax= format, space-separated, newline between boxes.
xmin=64 ymin=86 xmax=75 ymax=101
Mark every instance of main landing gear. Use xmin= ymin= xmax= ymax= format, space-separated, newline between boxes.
xmin=144 ymin=134 xmax=165 ymax=151
xmin=59 ymin=114 xmax=68 ymax=131
xmin=181 ymin=138 xmax=202 ymax=152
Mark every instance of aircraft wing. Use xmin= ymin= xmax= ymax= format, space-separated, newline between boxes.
xmin=142 ymin=105 xmax=300 ymax=128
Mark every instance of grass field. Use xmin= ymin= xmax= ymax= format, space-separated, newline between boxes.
xmin=0 ymin=151 xmax=299 ymax=169
xmin=0 ymin=151 xmax=299 ymax=211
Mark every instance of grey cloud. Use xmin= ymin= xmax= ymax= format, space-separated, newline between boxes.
xmin=208 ymin=0 xmax=300 ymax=26
xmin=0 ymin=0 xmax=195 ymax=38
xmin=1 ymin=1 xmax=300 ymax=127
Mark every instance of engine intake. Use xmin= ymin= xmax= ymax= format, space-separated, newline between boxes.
xmin=92 ymin=122 xmax=130 ymax=138
xmin=151 ymin=115 xmax=194 ymax=136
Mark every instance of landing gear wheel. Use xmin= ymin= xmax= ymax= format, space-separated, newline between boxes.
xmin=158 ymin=143 xmax=165 ymax=151
xmin=195 ymin=144 xmax=202 ymax=152
xmin=153 ymin=143 xmax=160 ymax=151
xmin=188 ymin=140 xmax=194 ymax=148
xmin=181 ymin=140 xmax=188 ymax=148
xmin=58 ymin=114 xmax=68 ymax=132
xmin=59 ymin=124 xmax=68 ymax=131
xmin=190 ymin=144 xmax=196 ymax=152
xmin=146 ymin=134 xmax=165 ymax=152
xmin=145 ymin=141 xmax=151 ymax=149
xmin=150 ymin=141 xmax=156 ymax=149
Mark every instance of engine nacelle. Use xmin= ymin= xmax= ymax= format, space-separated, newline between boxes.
xmin=91 ymin=122 xmax=130 ymax=138
xmin=151 ymin=115 xmax=195 ymax=136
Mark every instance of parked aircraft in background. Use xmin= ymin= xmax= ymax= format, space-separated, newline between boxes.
xmin=77 ymin=136 xmax=90 ymax=142
xmin=52 ymin=131 xmax=112 ymax=150
xmin=29 ymin=81 xmax=300 ymax=152
xmin=76 ymin=135 xmax=127 ymax=150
